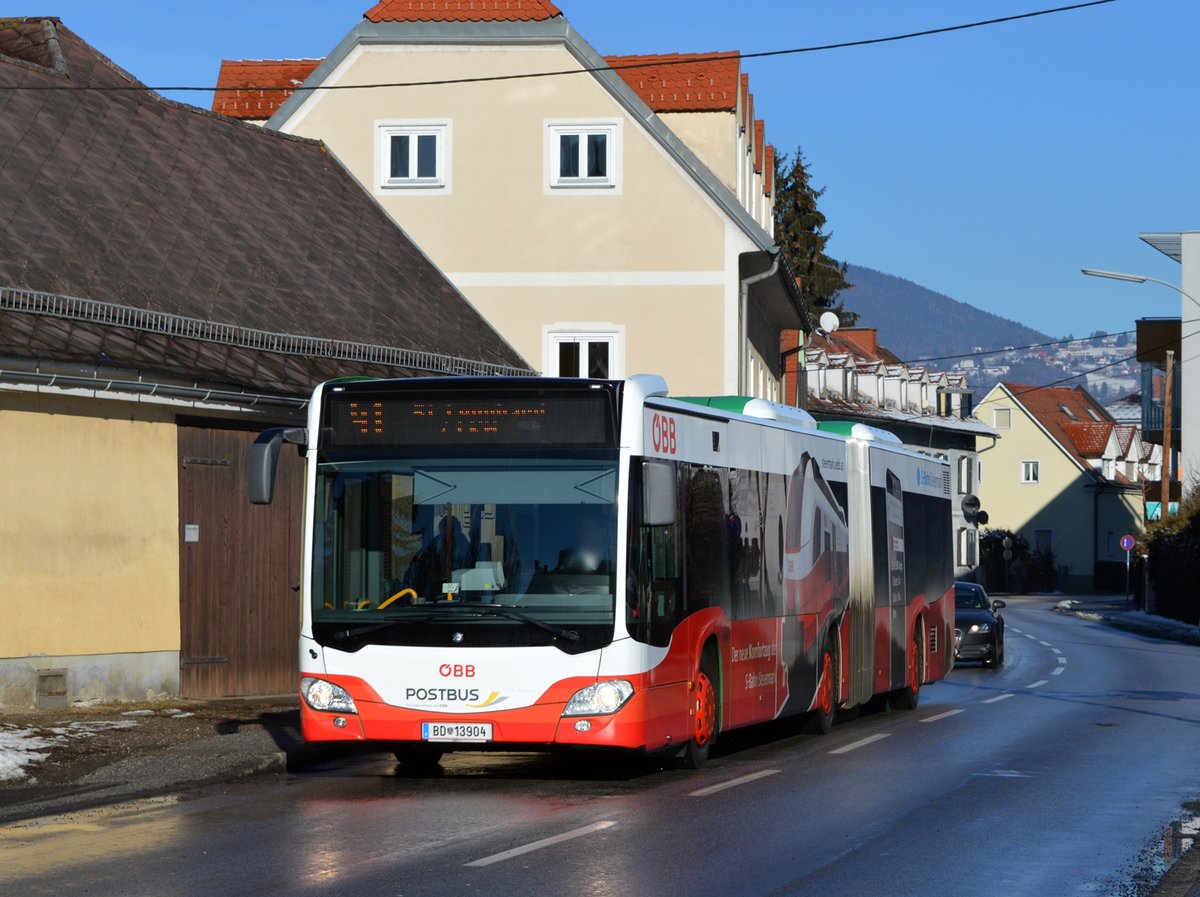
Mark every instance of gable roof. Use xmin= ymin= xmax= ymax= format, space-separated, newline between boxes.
xmin=602 ymin=51 xmax=739 ymax=112
xmin=365 ymin=0 xmax=562 ymax=22
xmin=213 ymin=58 xmax=321 ymax=120
xmin=0 ymin=18 xmax=529 ymax=404
xmin=1000 ymin=382 xmax=1123 ymax=478
xmin=214 ymin=51 xmax=745 ymax=119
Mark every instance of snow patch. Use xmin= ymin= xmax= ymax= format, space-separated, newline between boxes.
xmin=0 ymin=717 xmax=141 ymax=782
xmin=0 ymin=726 xmax=59 ymax=782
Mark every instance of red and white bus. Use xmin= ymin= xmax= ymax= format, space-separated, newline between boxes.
xmin=250 ymin=375 xmax=954 ymax=768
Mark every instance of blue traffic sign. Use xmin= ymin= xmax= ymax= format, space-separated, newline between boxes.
xmin=1119 ymin=534 xmax=1136 ymax=552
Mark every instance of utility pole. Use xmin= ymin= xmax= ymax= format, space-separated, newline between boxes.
xmin=1162 ymin=350 xmax=1175 ymax=519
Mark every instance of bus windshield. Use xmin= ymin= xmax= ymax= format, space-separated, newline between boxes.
xmin=311 ymin=454 xmax=618 ymax=651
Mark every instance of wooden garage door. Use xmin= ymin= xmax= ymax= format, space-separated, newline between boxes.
xmin=178 ymin=423 xmax=304 ymax=698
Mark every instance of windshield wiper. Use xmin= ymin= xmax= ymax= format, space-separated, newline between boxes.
xmin=326 ymin=603 xmax=580 ymax=646
xmin=450 ymin=602 xmax=580 ymax=643
xmin=329 ymin=612 xmax=432 ymax=645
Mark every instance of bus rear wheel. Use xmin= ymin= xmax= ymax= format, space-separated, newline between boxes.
xmin=803 ymin=636 xmax=837 ymax=735
xmin=890 ymin=624 xmax=923 ymax=711
xmin=681 ymin=662 xmax=718 ymax=769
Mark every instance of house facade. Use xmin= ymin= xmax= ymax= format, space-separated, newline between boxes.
xmin=215 ymin=0 xmax=807 ymax=398
xmin=975 ymin=382 xmax=1145 ymax=592
xmin=0 ymin=17 xmax=528 ymax=707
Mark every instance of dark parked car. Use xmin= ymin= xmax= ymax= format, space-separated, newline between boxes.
xmin=954 ymin=581 xmax=1005 ymax=667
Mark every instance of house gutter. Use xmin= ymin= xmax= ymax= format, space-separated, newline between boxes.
xmin=739 ymin=253 xmax=781 ymax=395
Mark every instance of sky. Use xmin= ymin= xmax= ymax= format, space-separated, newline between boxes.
xmin=32 ymin=0 xmax=1199 ymax=340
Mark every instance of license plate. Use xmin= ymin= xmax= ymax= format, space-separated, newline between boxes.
xmin=421 ymin=721 xmax=493 ymax=743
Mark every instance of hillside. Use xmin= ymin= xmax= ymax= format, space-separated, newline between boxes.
xmin=838 ymin=265 xmax=1052 ymax=362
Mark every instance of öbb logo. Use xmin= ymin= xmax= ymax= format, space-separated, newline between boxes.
xmin=439 ymin=663 xmax=476 ymax=678
xmin=651 ymin=413 xmax=677 ymax=455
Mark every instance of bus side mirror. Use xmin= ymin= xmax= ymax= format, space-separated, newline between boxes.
xmin=248 ymin=427 xmax=306 ymax=505
xmin=642 ymin=459 xmax=677 ymax=527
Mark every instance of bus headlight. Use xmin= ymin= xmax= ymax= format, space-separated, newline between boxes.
xmin=563 ymin=680 xmax=634 ymax=716
xmin=301 ymin=677 xmax=358 ymax=714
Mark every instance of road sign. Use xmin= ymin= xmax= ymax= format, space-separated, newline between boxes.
xmin=1119 ymin=534 xmax=1135 ymax=552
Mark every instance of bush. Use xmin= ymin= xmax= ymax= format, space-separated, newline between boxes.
xmin=979 ymin=529 xmax=1030 ymax=592
xmin=1143 ymin=484 xmax=1200 ymax=625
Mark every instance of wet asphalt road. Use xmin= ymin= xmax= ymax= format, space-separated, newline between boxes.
xmin=3 ymin=596 xmax=1199 ymax=897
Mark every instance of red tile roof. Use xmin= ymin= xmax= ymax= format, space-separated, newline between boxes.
xmin=1062 ymin=421 xmax=1112 ymax=457
xmin=604 ymin=51 xmax=740 ymax=112
xmin=753 ymin=119 xmax=764 ymax=173
xmin=365 ymin=0 xmax=562 ymax=22
xmin=1115 ymin=424 xmax=1137 ymax=457
xmin=763 ymin=145 xmax=775 ymax=195
xmin=213 ymin=59 xmax=321 ymax=119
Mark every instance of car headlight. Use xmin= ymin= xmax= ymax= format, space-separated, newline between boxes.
xmin=301 ymin=677 xmax=358 ymax=714
xmin=968 ymin=623 xmax=992 ymax=634
xmin=563 ymin=680 xmax=634 ymax=716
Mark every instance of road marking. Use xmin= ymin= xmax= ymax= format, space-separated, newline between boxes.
xmin=920 ymin=709 xmax=965 ymax=723
xmin=1052 ymin=666 xmax=1066 ymax=676
xmin=830 ymin=733 xmax=891 ymax=755
xmin=1057 ymin=656 xmax=1068 ymax=664
xmin=1052 ymin=647 xmax=1063 ymax=655
xmin=1027 ymin=680 xmax=1049 ymax=689
xmin=1025 ymin=633 xmax=1038 ymax=640
xmin=689 ymin=769 xmax=781 ymax=797
xmin=973 ymin=769 xmax=1032 ymax=778
xmin=1040 ymin=640 xmax=1052 ymax=647
xmin=983 ymin=693 xmax=1016 ymax=704
xmin=465 ymin=821 xmax=617 ymax=867
xmin=1010 ymin=627 xmax=1023 ymax=634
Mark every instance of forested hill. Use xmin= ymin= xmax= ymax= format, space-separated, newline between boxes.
xmin=838 ymin=264 xmax=1052 ymax=363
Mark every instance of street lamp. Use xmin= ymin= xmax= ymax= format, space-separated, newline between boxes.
xmin=1080 ymin=268 xmax=1200 ymax=308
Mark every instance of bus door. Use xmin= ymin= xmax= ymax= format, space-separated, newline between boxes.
xmin=885 ymin=467 xmax=907 ymax=688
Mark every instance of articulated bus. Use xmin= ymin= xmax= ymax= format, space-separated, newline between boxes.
xmin=249 ymin=375 xmax=954 ymax=768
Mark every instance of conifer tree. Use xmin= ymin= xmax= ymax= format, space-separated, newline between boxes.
xmin=773 ymin=147 xmax=857 ymax=326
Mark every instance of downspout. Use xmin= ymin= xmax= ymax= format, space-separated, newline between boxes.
xmin=1093 ymin=479 xmax=1100 ymax=591
xmin=739 ymin=253 xmax=781 ymax=396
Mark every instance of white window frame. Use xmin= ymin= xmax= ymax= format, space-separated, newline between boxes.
xmin=1020 ymin=460 xmax=1040 ymax=484
xmin=957 ymin=455 xmax=972 ymax=495
xmin=957 ymin=527 xmax=977 ymax=567
xmin=543 ymin=325 xmax=625 ymax=379
xmin=993 ymin=407 xmax=1012 ymax=430
xmin=544 ymin=120 xmax=622 ymax=193
xmin=377 ymin=120 xmax=451 ymax=191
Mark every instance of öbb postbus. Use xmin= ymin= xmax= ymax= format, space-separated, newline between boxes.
xmin=250 ymin=375 xmax=954 ymax=767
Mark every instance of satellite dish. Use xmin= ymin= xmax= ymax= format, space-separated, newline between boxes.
xmin=819 ymin=311 xmax=840 ymax=333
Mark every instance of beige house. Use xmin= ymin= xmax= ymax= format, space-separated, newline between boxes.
xmin=214 ymin=0 xmax=807 ymax=399
xmin=975 ymin=382 xmax=1145 ymax=592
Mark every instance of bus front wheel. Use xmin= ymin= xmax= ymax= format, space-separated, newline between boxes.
xmin=681 ymin=660 xmax=718 ymax=769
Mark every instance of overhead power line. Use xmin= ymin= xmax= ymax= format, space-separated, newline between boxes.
xmin=1 ymin=0 xmax=1119 ymax=93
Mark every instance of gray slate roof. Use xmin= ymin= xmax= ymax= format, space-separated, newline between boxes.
xmin=0 ymin=17 xmax=530 ymax=400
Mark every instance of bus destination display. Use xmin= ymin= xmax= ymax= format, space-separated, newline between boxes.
xmin=324 ymin=392 xmax=613 ymax=448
